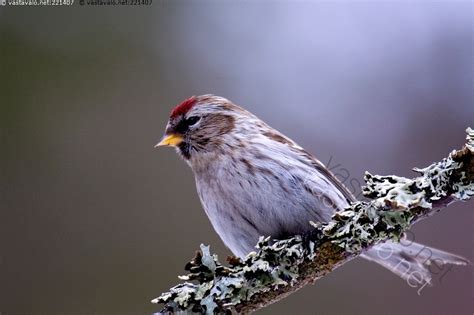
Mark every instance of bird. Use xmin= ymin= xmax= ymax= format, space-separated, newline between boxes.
xmin=156 ymin=94 xmax=468 ymax=284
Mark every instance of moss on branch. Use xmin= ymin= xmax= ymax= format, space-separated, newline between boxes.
xmin=153 ymin=128 xmax=473 ymax=314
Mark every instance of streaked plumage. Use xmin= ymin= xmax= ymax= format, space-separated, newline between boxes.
xmin=158 ymin=94 xmax=468 ymax=284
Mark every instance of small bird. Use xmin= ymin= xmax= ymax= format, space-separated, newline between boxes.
xmin=157 ymin=94 xmax=468 ymax=283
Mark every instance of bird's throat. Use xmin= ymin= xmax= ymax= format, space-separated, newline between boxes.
xmin=178 ymin=141 xmax=191 ymax=159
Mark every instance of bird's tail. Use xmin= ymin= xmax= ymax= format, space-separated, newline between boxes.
xmin=361 ymin=240 xmax=469 ymax=285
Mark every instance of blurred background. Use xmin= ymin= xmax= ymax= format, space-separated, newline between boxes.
xmin=1 ymin=2 xmax=473 ymax=314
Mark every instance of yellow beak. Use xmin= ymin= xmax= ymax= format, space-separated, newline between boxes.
xmin=155 ymin=134 xmax=184 ymax=147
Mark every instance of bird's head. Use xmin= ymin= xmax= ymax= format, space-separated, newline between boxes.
xmin=156 ymin=95 xmax=255 ymax=164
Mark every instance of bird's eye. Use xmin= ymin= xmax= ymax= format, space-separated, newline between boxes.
xmin=186 ymin=116 xmax=200 ymax=126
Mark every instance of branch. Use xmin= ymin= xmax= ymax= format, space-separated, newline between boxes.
xmin=153 ymin=128 xmax=474 ymax=314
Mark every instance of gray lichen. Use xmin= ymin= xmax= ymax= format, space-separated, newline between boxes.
xmin=153 ymin=128 xmax=473 ymax=314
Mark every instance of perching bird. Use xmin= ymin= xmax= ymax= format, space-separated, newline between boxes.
xmin=156 ymin=94 xmax=468 ymax=284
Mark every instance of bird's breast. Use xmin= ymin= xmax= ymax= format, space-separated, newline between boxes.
xmin=192 ymin=148 xmax=348 ymax=257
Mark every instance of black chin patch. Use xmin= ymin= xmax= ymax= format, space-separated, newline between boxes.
xmin=178 ymin=142 xmax=191 ymax=159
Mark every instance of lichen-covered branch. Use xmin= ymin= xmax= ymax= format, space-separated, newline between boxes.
xmin=153 ymin=128 xmax=474 ymax=314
